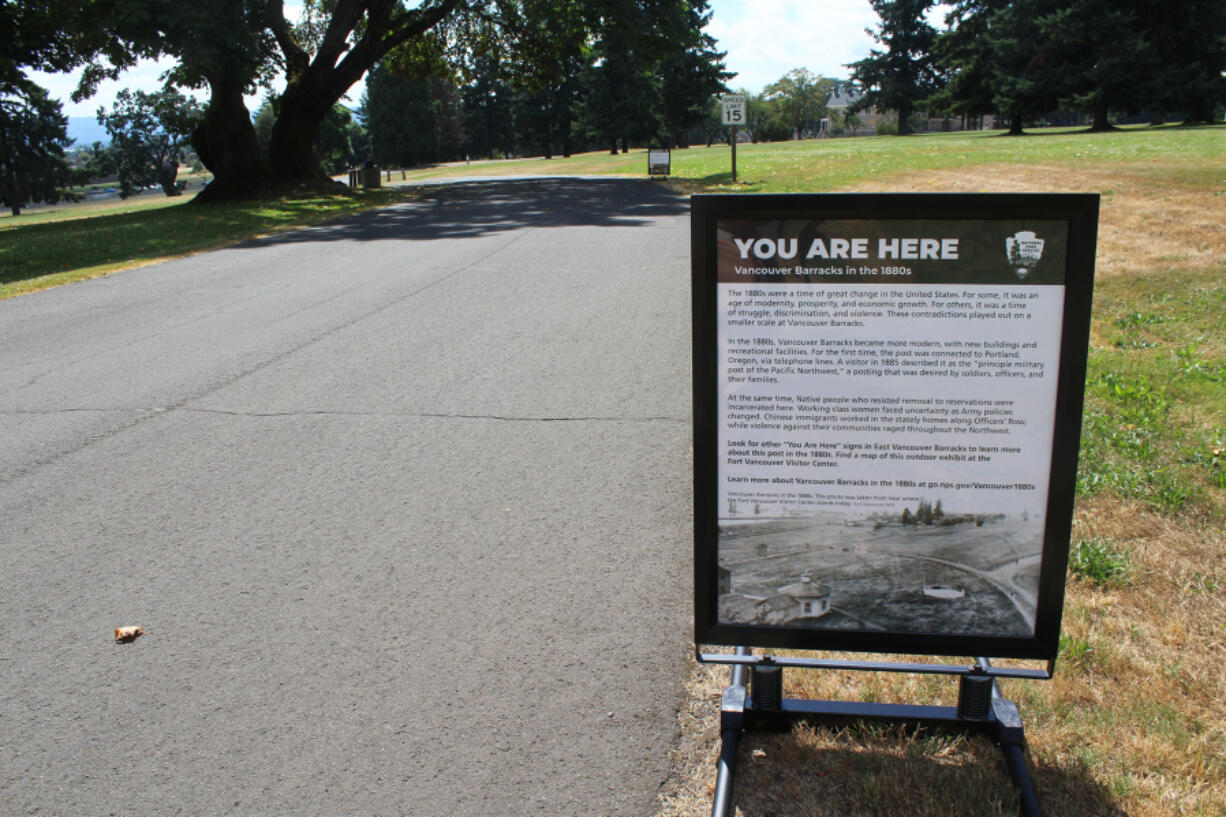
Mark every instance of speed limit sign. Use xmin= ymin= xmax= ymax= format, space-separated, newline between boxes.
xmin=721 ymin=94 xmax=746 ymax=126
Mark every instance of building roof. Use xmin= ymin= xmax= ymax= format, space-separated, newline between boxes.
xmin=777 ymin=577 xmax=831 ymax=599
xmin=827 ymin=87 xmax=861 ymax=110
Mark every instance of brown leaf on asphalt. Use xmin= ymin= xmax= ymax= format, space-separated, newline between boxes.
xmin=114 ymin=626 xmax=144 ymax=642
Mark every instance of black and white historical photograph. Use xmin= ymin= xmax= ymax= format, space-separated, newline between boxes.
xmin=717 ymin=500 xmax=1042 ymax=637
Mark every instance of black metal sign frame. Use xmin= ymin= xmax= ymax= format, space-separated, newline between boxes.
xmin=692 ymin=193 xmax=1098 ymax=661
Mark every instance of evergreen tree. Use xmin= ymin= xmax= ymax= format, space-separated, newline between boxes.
xmin=577 ymin=0 xmax=725 ymax=154
xmin=253 ymin=96 xmax=277 ymax=161
xmin=926 ymin=0 xmax=1001 ymax=124
xmin=1134 ymin=0 xmax=1226 ymax=124
xmin=364 ymin=64 xmax=444 ymax=167
xmin=1037 ymin=0 xmax=1150 ymax=131
xmin=0 ymin=82 xmax=71 ymax=215
xmin=847 ymin=0 xmax=940 ymax=135
xmin=930 ymin=0 xmax=1065 ymax=135
xmin=314 ymin=103 xmax=369 ymax=174
xmin=460 ymin=55 xmax=515 ymax=159
xmin=579 ymin=24 xmax=662 ymax=154
xmin=499 ymin=0 xmax=589 ymax=158
xmin=654 ymin=1 xmax=730 ymax=148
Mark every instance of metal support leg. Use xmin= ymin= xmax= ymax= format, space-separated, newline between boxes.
xmin=711 ymin=647 xmax=749 ymax=817
xmin=980 ymin=657 xmax=1041 ymax=817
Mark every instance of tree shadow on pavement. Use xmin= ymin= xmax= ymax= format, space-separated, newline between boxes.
xmin=234 ymin=177 xmax=689 ymax=247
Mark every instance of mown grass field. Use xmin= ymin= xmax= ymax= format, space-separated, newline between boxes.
xmin=0 ymin=183 xmax=431 ymax=299
xmin=4 ymin=124 xmax=1224 ymax=816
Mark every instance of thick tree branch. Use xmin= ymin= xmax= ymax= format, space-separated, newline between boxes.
xmin=384 ymin=0 xmax=466 ymax=55
xmin=328 ymin=0 xmax=465 ymax=98
xmin=314 ymin=0 xmax=369 ymax=71
xmin=265 ymin=0 xmax=309 ymax=80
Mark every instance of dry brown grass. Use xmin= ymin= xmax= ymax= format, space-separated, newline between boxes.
xmin=656 ymin=503 xmax=1225 ymax=817
xmin=852 ymin=162 xmax=1226 ymax=280
xmin=656 ymin=160 xmax=1226 ymax=817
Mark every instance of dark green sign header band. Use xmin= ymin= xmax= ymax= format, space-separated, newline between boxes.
xmin=717 ymin=219 xmax=1070 ymax=285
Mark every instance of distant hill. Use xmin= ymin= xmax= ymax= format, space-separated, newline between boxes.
xmin=67 ymin=117 xmax=109 ymax=148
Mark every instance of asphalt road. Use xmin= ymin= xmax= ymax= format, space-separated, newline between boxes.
xmin=0 ymin=179 xmax=695 ymax=816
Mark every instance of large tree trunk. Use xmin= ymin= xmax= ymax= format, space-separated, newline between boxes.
xmin=1182 ymin=97 xmax=1216 ymax=125
xmin=1088 ymin=100 xmax=1112 ymax=132
xmin=192 ymin=82 xmax=264 ymax=200
xmin=157 ymin=155 xmax=182 ymax=197
xmin=1008 ymin=113 xmax=1025 ymax=136
xmin=267 ymin=78 xmax=336 ymax=183
xmin=897 ymin=103 xmax=912 ymax=136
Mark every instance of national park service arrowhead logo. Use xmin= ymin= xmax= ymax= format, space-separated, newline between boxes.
xmin=1006 ymin=231 xmax=1045 ymax=279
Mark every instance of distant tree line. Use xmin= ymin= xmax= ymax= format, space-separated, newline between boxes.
xmin=848 ymin=0 xmax=1226 ymax=135
xmin=359 ymin=1 xmax=728 ymax=166
xmin=726 ymin=69 xmax=861 ymax=144
xmin=3 ymin=0 xmax=1222 ymax=212
xmin=1 ymin=0 xmax=731 ymax=202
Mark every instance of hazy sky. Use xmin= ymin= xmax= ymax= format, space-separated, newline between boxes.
xmin=32 ymin=0 xmax=891 ymax=118
xmin=707 ymin=0 xmax=882 ymax=93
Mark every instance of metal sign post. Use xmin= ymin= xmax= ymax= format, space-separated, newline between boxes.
xmin=691 ymin=193 xmax=1100 ymax=817
xmin=720 ymin=94 xmax=746 ymax=183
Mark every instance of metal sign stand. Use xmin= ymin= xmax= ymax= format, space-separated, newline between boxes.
xmin=720 ymin=94 xmax=745 ymax=183
xmin=707 ymin=649 xmax=1050 ymax=817
xmin=689 ymin=194 xmax=1100 ymax=817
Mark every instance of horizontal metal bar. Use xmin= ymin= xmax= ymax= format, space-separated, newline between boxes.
xmin=781 ymin=698 xmax=961 ymax=722
xmin=698 ymin=651 xmax=1052 ymax=680
xmin=743 ymin=698 xmax=1008 ymax=741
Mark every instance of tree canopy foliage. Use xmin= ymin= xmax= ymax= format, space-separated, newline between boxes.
xmin=7 ymin=0 xmax=1223 ymax=204
xmin=360 ymin=0 xmax=728 ymax=164
xmin=763 ymin=69 xmax=837 ymax=139
xmin=46 ymin=0 xmax=725 ymax=198
xmin=98 ymin=88 xmax=204 ymax=197
xmin=922 ymin=0 xmax=1226 ymax=134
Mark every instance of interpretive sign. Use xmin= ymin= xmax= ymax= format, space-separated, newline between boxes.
xmin=692 ymin=194 xmax=1099 ymax=660
xmin=648 ymin=147 xmax=671 ymax=177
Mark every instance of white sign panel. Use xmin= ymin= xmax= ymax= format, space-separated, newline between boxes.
xmin=721 ymin=94 xmax=747 ymax=127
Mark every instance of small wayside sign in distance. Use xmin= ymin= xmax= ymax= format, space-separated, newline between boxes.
xmin=721 ymin=94 xmax=747 ymax=126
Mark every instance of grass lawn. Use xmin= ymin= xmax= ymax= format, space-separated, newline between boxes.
xmin=4 ymin=123 xmax=1224 ymax=816
xmin=3 ymin=124 xmax=1220 ymax=300
xmin=0 ymin=184 xmax=423 ymax=299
